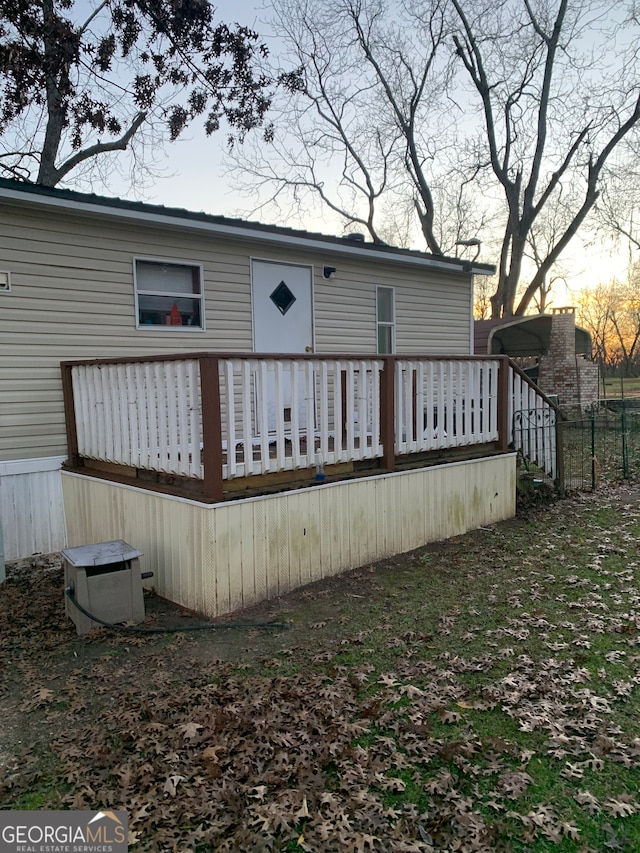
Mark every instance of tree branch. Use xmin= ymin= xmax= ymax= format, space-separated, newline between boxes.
xmin=78 ymin=0 xmax=109 ymax=36
xmin=518 ymin=91 xmax=640 ymax=313
xmin=348 ymin=1 xmax=446 ymax=253
xmin=528 ymin=124 xmax=591 ymax=224
xmin=451 ymin=1 xmax=510 ymax=189
xmin=522 ymin=0 xmax=569 ymax=217
xmin=47 ymin=111 xmax=147 ymax=185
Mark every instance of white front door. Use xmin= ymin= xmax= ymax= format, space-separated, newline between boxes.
xmin=252 ymin=260 xmax=313 ymax=353
xmin=251 ymin=260 xmax=314 ymax=432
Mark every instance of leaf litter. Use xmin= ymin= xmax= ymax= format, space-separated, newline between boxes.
xmin=1 ymin=484 xmax=640 ymax=851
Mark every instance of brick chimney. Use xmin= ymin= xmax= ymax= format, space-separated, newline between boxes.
xmin=548 ymin=307 xmax=575 ymax=358
xmin=537 ymin=307 xmax=599 ymax=411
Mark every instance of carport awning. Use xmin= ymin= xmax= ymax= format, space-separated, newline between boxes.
xmin=475 ymin=314 xmax=592 ymax=357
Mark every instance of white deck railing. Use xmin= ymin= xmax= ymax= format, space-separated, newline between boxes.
xmin=395 ymin=359 xmax=501 ymax=453
xmin=508 ymin=364 xmax=557 ymax=480
xmin=220 ymin=357 xmax=383 ymax=479
xmin=71 ymin=359 xmax=203 ymax=479
xmin=64 ymin=353 xmax=555 ymax=497
xmin=70 ymin=356 xmax=386 ymax=482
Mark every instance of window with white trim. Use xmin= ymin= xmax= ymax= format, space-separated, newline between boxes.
xmin=134 ymin=258 xmax=204 ymax=329
xmin=376 ymin=286 xmax=395 ymax=353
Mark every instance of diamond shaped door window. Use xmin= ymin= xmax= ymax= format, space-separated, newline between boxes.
xmin=270 ymin=280 xmax=296 ymax=316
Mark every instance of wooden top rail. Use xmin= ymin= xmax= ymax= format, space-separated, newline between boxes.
xmin=61 ymin=352 xmax=508 ymax=368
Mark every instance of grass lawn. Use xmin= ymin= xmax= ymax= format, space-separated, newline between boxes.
xmin=1 ymin=485 xmax=640 ymax=852
xmin=602 ymin=376 xmax=640 ymax=398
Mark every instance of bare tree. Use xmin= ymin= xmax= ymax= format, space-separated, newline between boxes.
xmin=521 ymin=204 xmax=572 ymax=313
xmin=593 ymin=141 xmax=640 ymax=256
xmin=576 ymin=282 xmax=614 ymax=372
xmin=0 ymin=0 xmax=276 ymax=188
xmin=473 ymin=273 xmax=495 ymax=319
xmin=228 ymin=0 xmax=491 ymax=252
xmin=609 ymin=276 xmax=640 ymax=376
xmin=229 ymin=0 xmax=640 ymax=318
xmin=451 ymin=0 xmax=640 ymax=317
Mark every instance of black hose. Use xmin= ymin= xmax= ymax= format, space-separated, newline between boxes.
xmin=64 ymin=586 xmax=288 ymax=633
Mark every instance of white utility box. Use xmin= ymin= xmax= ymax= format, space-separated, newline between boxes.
xmin=62 ymin=539 xmax=145 ymax=636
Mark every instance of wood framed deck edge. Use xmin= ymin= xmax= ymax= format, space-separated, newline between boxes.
xmin=62 ymin=451 xmax=517 ymax=510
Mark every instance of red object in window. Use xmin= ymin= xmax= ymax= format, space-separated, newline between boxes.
xmin=169 ymin=303 xmax=182 ymax=325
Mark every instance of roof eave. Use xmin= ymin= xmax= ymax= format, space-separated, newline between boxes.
xmin=0 ymin=183 xmax=495 ymax=277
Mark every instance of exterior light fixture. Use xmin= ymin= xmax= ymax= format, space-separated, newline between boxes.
xmin=323 ymin=266 xmax=337 ymax=280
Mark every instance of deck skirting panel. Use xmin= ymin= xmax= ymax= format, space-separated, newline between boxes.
xmin=62 ymin=454 xmax=516 ymax=617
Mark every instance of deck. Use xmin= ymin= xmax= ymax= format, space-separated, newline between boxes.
xmin=59 ymin=352 xmax=558 ymax=617
xmin=61 ymin=352 xmax=558 ymax=499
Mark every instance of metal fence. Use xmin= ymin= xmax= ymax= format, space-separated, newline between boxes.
xmin=559 ymin=400 xmax=640 ymax=491
xmin=512 ymin=405 xmax=558 ymax=482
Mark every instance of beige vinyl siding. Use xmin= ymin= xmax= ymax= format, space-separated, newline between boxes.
xmin=313 ymin=263 xmax=471 ymax=355
xmin=2 ymin=205 xmax=254 ymax=460
xmin=1 ymin=199 xmax=473 ymax=461
xmin=396 ymin=271 xmax=471 ymax=352
xmin=313 ymin=268 xmax=378 ymax=353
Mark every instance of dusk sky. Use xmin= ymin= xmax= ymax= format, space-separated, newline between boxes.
xmin=103 ymin=0 xmax=632 ymax=295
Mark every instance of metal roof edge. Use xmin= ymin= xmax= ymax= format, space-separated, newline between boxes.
xmin=0 ymin=179 xmax=495 ymax=277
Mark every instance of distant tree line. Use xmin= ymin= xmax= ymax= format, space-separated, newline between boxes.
xmin=577 ymin=272 xmax=640 ymax=378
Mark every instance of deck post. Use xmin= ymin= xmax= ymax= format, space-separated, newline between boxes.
xmin=380 ymin=356 xmax=396 ymax=471
xmin=199 ymin=356 xmax=224 ymax=502
xmin=497 ymin=357 xmax=510 ymax=452
xmin=412 ymin=369 xmax=419 ymax=441
xmin=61 ymin=362 xmax=81 ymax=466
xmin=555 ymin=414 xmax=565 ymax=495
xmin=341 ymin=369 xmax=347 ymax=444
